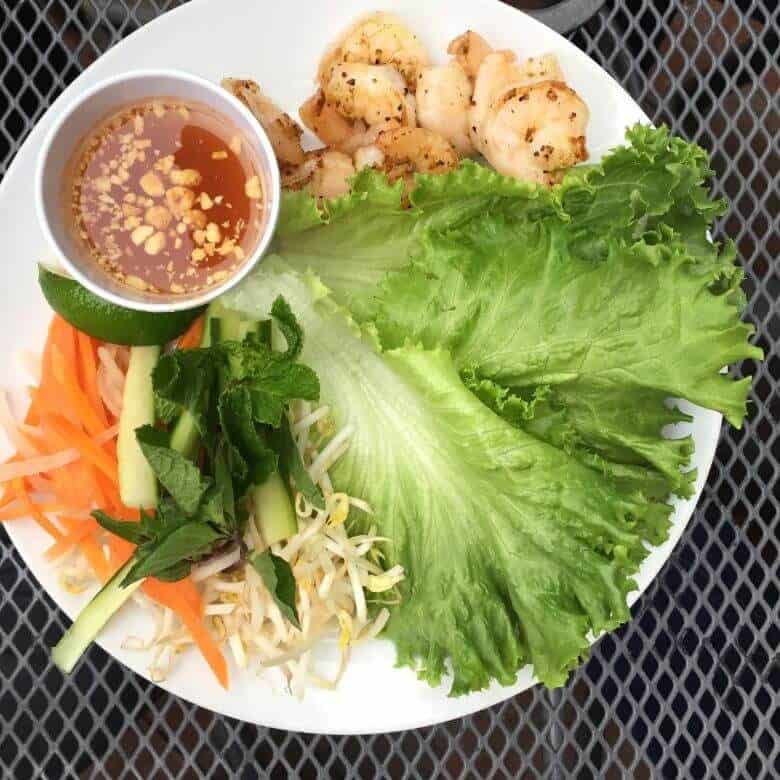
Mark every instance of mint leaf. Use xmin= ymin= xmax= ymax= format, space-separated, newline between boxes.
xmin=218 ymin=385 xmax=278 ymax=484
xmin=125 ymin=523 xmax=225 ymax=584
xmin=153 ymin=348 xmax=224 ymax=436
xmin=271 ymin=295 xmax=303 ymax=360
xmin=154 ymin=394 xmax=180 ymax=425
xmin=211 ymin=443 xmax=234 ymax=531
xmin=249 ymin=550 xmax=300 ymax=629
xmin=271 ymin=417 xmax=325 ymax=510
xmin=144 ymin=560 xmax=191 ymax=583
xmin=238 ymin=350 xmax=319 ymax=426
xmin=92 ymin=510 xmax=147 ymax=545
xmin=195 ymin=485 xmax=226 ymax=530
xmin=142 ymin=499 xmax=190 ymax=541
xmin=136 ymin=425 xmax=211 ymax=514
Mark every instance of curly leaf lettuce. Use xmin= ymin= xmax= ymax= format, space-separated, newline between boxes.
xmin=279 ymin=126 xmax=761 ymax=500
xmin=221 ymin=126 xmax=760 ymax=694
xmin=224 ymin=271 xmax=675 ymax=691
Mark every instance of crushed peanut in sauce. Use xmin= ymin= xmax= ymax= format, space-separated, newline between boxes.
xmin=69 ymin=99 xmax=265 ymax=294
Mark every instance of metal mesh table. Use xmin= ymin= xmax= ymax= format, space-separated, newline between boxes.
xmin=1 ymin=1 xmax=777 ymax=777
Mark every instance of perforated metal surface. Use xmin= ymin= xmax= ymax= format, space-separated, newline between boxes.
xmin=1 ymin=1 xmax=777 ymax=777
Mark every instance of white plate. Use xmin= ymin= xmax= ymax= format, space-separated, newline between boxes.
xmin=0 ymin=0 xmax=722 ymax=734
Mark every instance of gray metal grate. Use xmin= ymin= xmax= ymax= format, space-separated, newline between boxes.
xmin=1 ymin=1 xmax=777 ymax=777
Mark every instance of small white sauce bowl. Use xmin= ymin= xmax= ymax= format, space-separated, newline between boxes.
xmin=36 ymin=69 xmax=281 ymax=313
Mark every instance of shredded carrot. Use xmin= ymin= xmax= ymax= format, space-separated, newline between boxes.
xmin=26 ymin=474 xmax=54 ymax=494
xmin=178 ymin=316 xmax=205 ymax=350
xmin=0 ymin=489 xmax=16 ymax=511
xmin=6 ymin=314 xmax=229 ymax=689
xmin=51 ymin=345 xmax=107 ymax=438
xmin=76 ymin=333 xmax=109 ymax=428
xmin=13 ymin=479 xmax=63 ymax=539
xmin=143 ymin=578 xmax=228 ymax=688
xmin=79 ymin=537 xmax=112 ymax=582
xmin=42 ymin=415 xmax=118 ymax=485
xmin=107 ymin=534 xmax=135 ymax=571
xmin=37 ymin=318 xmax=79 ymax=424
xmin=44 ymin=517 xmax=99 ymax=560
xmin=0 ymin=501 xmax=70 ymax=522
xmin=24 ymin=388 xmax=41 ymax=426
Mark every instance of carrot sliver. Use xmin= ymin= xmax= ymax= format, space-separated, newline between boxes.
xmin=0 ymin=501 xmax=72 ymax=522
xmin=26 ymin=474 xmax=55 ymax=494
xmin=51 ymin=345 xmax=106 ymax=438
xmin=76 ymin=535 xmax=112 ymax=582
xmin=143 ymin=578 xmax=227 ymax=688
xmin=0 ymin=489 xmax=16 ymax=511
xmin=77 ymin=333 xmax=109 ymax=428
xmin=43 ymin=415 xmax=118 ymax=485
xmin=44 ymin=515 xmax=100 ymax=561
xmin=162 ymin=576 xmax=202 ymax=615
xmin=178 ymin=316 xmax=206 ymax=350
xmin=24 ymin=388 xmax=41 ymax=426
xmin=38 ymin=318 xmax=78 ymax=425
xmin=52 ymin=316 xmax=78 ymax=366
xmin=107 ymin=533 xmax=135 ymax=571
xmin=13 ymin=479 xmax=64 ymax=539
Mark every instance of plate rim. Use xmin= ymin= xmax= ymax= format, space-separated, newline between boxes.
xmin=0 ymin=0 xmax=722 ymax=734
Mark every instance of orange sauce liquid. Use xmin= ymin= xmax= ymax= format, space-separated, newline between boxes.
xmin=70 ymin=100 xmax=264 ymax=295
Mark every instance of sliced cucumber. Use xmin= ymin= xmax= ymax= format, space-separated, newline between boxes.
xmin=253 ymin=471 xmax=297 ymax=546
xmin=169 ymin=410 xmax=200 ymax=459
xmin=52 ymin=559 xmax=142 ymax=674
xmin=118 ymin=346 xmax=160 ymax=508
xmin=168 ymin=313 xmax=213 ymax=459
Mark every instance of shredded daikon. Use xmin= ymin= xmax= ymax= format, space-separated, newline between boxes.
xmin=0 ymin=416 xmax=118 ymax=484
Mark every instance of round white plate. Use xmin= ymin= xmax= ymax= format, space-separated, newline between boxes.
xmin=0 ymin=0 xmax=722 ymax=734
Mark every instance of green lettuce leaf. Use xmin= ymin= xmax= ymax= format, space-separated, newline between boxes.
xmin=224 ymin=270 xmax=672 ymax=692
xmin=219 ymin=126 xmax=760 ymax=695
xmin=272 ymin=169 xmax=413 ymax=316
xmin=277 ymin=125 xmax=760 ymax=500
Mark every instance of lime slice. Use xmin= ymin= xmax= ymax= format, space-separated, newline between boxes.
xmin=38 ymin=266 xmax=205 ymax=346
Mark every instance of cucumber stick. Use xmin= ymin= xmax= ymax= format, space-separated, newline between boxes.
xmin=169 ymin=316 xmax=211 ymax=458
xmin=253 ymin=472 xmax=297 ymax=546
xmin=118 ymin=346 xmax=160 ymax=508
xmin=52 ymin=560 xmax=141 ymax=673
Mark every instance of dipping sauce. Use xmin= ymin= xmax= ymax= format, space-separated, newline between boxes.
xmin=68 ymin=99 xmax=265 ymax=295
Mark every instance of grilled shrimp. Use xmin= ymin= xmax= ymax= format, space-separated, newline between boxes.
xmin=323 ymin=62 xmax=416 ymax=127
xmin=447 ymin=30 xmax=493 ymax=79
xmin=416 ymin=63 xmax=474 ymax=155
xmin=338 ymin=119 xmax=403 ymax=155
xmin=221 ymin=78 xmax=305 ymax=167
xmin=479 ymin=80 xmax=589 ymax=184
xmin=318 ymin=12 xmax=429 ymax=90
xmin=354 ymin=144 xmax=386 ymax=171
xmin=282 ymin=149 xmax=355 ymax=199
xmin=469 ymin=51 xmax=563 ymax=148
xmin=374 ymin=126 xmax=459 ymax=185
xmin=299 ymin=89 xmax=368 ymax=148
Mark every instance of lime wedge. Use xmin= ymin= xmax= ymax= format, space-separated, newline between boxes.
xmin=38 ymin=266 xmax=204 ymax=346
